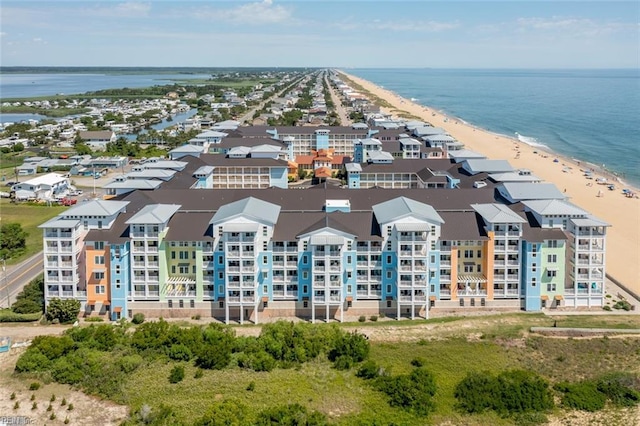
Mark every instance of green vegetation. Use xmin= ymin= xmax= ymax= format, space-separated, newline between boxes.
xmin=168 ymin=365 xmax=185 ymax=384
xmin=0 ymin=310 xmax=42 ymax=322
xmin=45 ymin=298 xmax=80 ymax=323
xmin=0 ymin=105 xmax=90 ymax=117
xmin=0 ymin=200 xmax=68 ymax=265
xmin=11 ymin=314 xmax=640 ymax=425
xmin=0 ymin=222 xmax=27 ymax=260
xmin=555 ymin=372 xmax=640 ymax=411
xmin=131 ymin=313 xmax=145 ymax=325
xmin=10 ymin=274 xmax=44 ymax=315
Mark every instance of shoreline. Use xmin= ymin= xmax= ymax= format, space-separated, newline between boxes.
xmin=338 ymin=70 xmax=640 ymax=295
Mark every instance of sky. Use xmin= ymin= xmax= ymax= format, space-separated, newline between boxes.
xmin=0 ymin=0 xmax=638 ymax=68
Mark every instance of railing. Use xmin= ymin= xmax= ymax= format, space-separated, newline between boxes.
xmin=440 ymin=289 xmax=451 ymax=297
xmin=132 ymin=246 xmax=145 ymax=253
xmin=329 ymin=251 xmax=341 ymax=257
xmin=272 ymin=247 xmax=285 ymax=252
xmin=399 ymin=251 xmax=412 ymax=256
xmin=227 ymin=281 xmax=241 ymax=288
xmin=272 ymin=261 xmax=284 ymax=267
xmin=227 ymin=251 xmax=240 ymax=257
xmin=314 ymin=265 xmax=326 ymax=272
xmin=62 ymin=291 xmax=74 ymax=297
xmin=60 ymin=246 xmax=73 ymax=253
xmin=202 ymin=245 xmax=214 ymax=253
xmin=506 ymin=289 xmax=519 ymax=296
xmin=46 ymin=262 xmax=59 ymax=268
xmin=329 ymin=265 xmax=341 ymax=272
xmin=272 ymin=276 xmax=285 ymax=282
xmin=356 ymin=247 xmax=369 ymax=252
xmin=399 ymin=265 xmax=412 ymax=271
xmin=133 ymin=262 xmax=145 ymax=267
xmin=202 ymin=261 xmax=214 ymax=269
xmin=285 ymin=261 xmax=298 ymax=267
xmin=440 ymin=275 xmax=451 ymax=281
xmin=577 ymin=273 xmax=604 ymax=280
xmin=457 ymin=290 xmax=488 ymax=296
xmin=507 ymin=274 xmax=519 ymax=280
xmin=166 ymin=290 xmax=197 ymax=297
xmin=440 ymin=260 xmax=451 ymax=266
xmin=148 ymin=276 xmax=160 ymax=283
xmin=399 ymin=280 xmax=413 ymax=287
xmin=147 ymin=246 xmax=158 ymax=253
xmin=414 ymin=264 xmax=427 ymax=271
xmin=575 ymin=230 xmax=606 ymax=236
xmin=60 ymin=276 xmax=74 ymax=282
xmin=399 ymin=295 xmax=427 ymax=302
xmin=148 ymin=261 xmax=159 ymax=267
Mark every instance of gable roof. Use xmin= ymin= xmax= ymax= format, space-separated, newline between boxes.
xmin=125 ymin=204 xmax=181 ymax=224
xmin=372 ymin=196 xmax=444 ymax=225
xmin=471 ymin=203 xmax=526 ymax=224
xmin=63 ymin=200 xmax=129 ymax=217
xmin=210 ymin=197 xmax=281 ymax=225
xmin=499 ymin=182 xmax=565 ymax=202
xmin=522 ymin=199 xmax=588 ymax=216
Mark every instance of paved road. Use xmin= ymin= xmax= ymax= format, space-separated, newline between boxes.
xmin=0 ymin=252 xmax=43 ymax=309
xmin=324 ymin=73 xmax=351 ymax=126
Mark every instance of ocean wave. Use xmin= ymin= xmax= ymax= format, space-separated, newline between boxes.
xmin=515 ymin=132 xmax=549 ymax=149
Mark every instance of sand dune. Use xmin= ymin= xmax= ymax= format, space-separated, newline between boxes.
xmin=340 ymin=71 xmax=640 ymax=295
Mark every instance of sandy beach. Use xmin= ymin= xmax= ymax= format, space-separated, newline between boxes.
xmin=339 ymin=71 xmax=640 ymax=296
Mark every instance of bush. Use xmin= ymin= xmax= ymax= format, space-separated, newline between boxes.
xmin=613 ymin=300 xmax=632 ymax=311
xmin=29 ymin=382 xmax=41 ymax=391
xmin=602 ymin=305 xmax=612 ymax=311
xmin=356 ymin=360 xmax=380 ymax=380
xmin=131 ymin=313 xmax=145 ymax=324
xmin=255 ymin=403 xmax=329 ymax=426
xmin=328 ymin=331 xmax=370 ymax=369
xmin=46 ymin=298 xmax=81 ymax=323
xmin=15 ymin=349 xmax=52 ymax=373
xmin=194 ymin=400 xmax=247 ymax=426
xmin=168 ymin=365 xmax=185 ymax=384
xmin=194 ymin=369 xmax=204 ymax=379
xmin=455 ymin=370 xmax=554 ymax=415
xmin=85 ymin=317 xmax=104 ymax=322
xmin=13 ymin=401 xmax=19 ymax=410
xmin=0 ymin=309 xmax=41 ymax=322
xmin=597 ymin=372 xmax=640 ymax=407
xmin=370 ymin=315 xmax=378 ymax=322
xmin=246 ymin=381 xmax=255 ymax=391
xmin=166 ymin=344 xmax=193 ymax=362
xmin=555 ymin=381 xmax=606 ymax=412
xmin=411 ymin=357 xmax=425 ymax=367
xmin=375 ymin=367 xmax=437 ymax=415
xmin=11 ymin=275 xmax=44 ymax=314
xmin=195 ymin=325 xmax=234 ymax=370
xmin=358 ymin=316 xmax=366 ymax=323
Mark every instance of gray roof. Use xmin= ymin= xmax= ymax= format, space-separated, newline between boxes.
xmin=425 ymin=134 xmax=456 ymax=143
xmin=414 ymin=126 xmax=446 ymax=136
xmin=193 ymin=166 xmax=215 ymax=176
xmin=170 ymin=144 xmax=204 ymax=153
xmin=63 ymin=200 xmax=129 ymax=217
xmin=488 ymin=171 xmax=541 ymax=182
xmin=471 ymin=203 xmax=526 ymax=224
xmin=448 ymin=149 xmax=486 ymax=163
xmin=142 ymin=160 xmax=188 ymax=170
xmin=210 ymin=196 xmax=281 ymax=225
xmin=399 ymin=137 xmax=422 ymax=147
xmin=125 ymin=204 xmax=181 ymax=224
xmin=126 ymin=169 xmax=177 ymax=180
xmin=38 ymin=218 xmax=80 ymax=229
xmin=570 ymin=216 xmax=610 ymax=227
xmin=522 ymin=199 xmax=588 ymax=216
xmin=462 ymin=159 xmax=515 ymax=175
xmin=498 ymin=182 xmax=565 ymax=202
xmin=372 ymin=196 xmax=444 ymax=225
xmin=345 ymin=163 xmax=362 ymax=172
xmin=367 ymin=151 xmax=395 ymax=162
xmin=103 ymin=179 xmax=163 ymax=190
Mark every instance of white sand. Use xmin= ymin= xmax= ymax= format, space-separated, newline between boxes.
xmin=340 ymin=71 xmax=640 ymax=295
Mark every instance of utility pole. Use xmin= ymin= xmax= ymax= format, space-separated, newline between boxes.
xmin=2 ymin=258 xmax=8 ymax=309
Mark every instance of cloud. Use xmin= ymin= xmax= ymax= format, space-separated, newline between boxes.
xmin=330 ymin=18 xmax=459 ymax=33
xmin=81 ymin=2 xmax=152 ymax=18
xmin=194 ymin=0 xmax=292 ymax=25
xmin=516 ymin=16 xmax=634 ymax=37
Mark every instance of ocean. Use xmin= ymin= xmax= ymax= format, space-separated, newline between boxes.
xmin=348 ymin=69 xmax=640 ymax=187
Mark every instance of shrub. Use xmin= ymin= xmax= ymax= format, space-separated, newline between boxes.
xmin=117 ymin=354 xmax=144 ymax=374
xmin=50 ymin=394 xmax=56 ymax=402
xmin=168 ymin=365 xmax=185 ymax=384
xmin=195 ymin=325 xmax=234 ymax=370
xmin=194 ymin=369 xmax=204 ymax=379
xmin=556 ymin=381 xmax=606 ymax=412
xmin=85 ymin=317 xmax=104 ymax=322
xmin=596 ymin=372 xmax=640 ymax=407
xmin=255 ymin=403 xmax=329 ymax=426
xmin=64 ymin=417 xmax=70 ymax=424
xmin=246 ymin=381 xmax=255 ymax=391
xmin=31 ymin=402 xmax=37 ymax=410
xmin=613 ymin=300 xmax=632 ymax=311
xmin=49 ymin=412 xmax=56 ymax=420
xmin=47 ymin=403 xmax=53 ymax=411
xmin=356 ymin=360 xmax=380 ymax=380
xmin=61 ymin=397 xmax=67 ymax=406
xmin=455 ymin=370 xmax=553 ymax=415
xmin=166 ymin=344 xmax=193 ymax=362
xmin=46 ymin=298 xmax=81 ymax=323
xmin=15 ymin=349 xmax=52 ymax=373
xmin=328 ymin=331 xmax=370 ymax=369
xmin=11 ymin=275 xmax=44 ymax=314
xmin=602 ymin=305 xmax=612 ymax=311
xmin=67 ymin=403 xmax=74 ymax=411
xmin=30 ymin=394 xmax=35 ymax=401
xmin=0 ymin=309 xmax=41 ymax=322
xmin=375 ymin=367 xmax=437 ymax=415
xmin=370 ymin=315 xmax=378 ymax=322
xmin=10 ymin=392 xmax=16 ymax=400
xmin=358 ymin=316 xmax=366 ymax=323
xmin=513 ymin=412 xmax=548 ymax=426
xmin=194 ymin=400 xmax=248 ymax=426
xmin=411 ymin=357 xmax=426 ymax=367
xmin=131 ymin=313 xmax=145 ymax=324
xmin=13 ymin=401 xmax=19 ymax=410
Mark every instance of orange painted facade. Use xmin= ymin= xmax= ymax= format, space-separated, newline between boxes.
xmin=484 ymin=232 xmax=495 ymax=300
xmin=85 ymin=244 xmax=110 ymax=307
xmin=450 ymin=247 xmax=458 ymax=300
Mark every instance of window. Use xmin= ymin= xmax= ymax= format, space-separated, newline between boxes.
xmin=262 ymin=271 xmax=268 ymax=279
xmin=386 ymin=226 xmax=392 ymax=236
xmin=464 ymin=250 xmax=473 ymax=258
xmin=347 ymin=285 xmax=352 ymax=293
xmin=303 ymin=285 xmax=308 ymax=293
xmin=303 ymin=301 xmax=308 ymax=308
xmin=347 ymin=271 xmax=352 ymax=279
xmin=263 ymin=256 xmax=268 ymax=264
xmin=218 ymin=256 xmax=224 ymax=265
xmin=387 ymin=285 xmax=391 ymax=293
xmin=219 ymin=301 xmax=224 ymax=308
xmin=547 ymin=254 xmax=557 ymax=263
xmin=94 ymin=255 xmax=105 ymax=264
xmin=263 ymin=226 xmax=268 ymax=237
xmin=431 ymin=226 xmax=436 ymax=236
xmin=95 ymin=285 xmax=105 ymax=294
xmin=171 ymin=251 xmax=176 ymax=259
xmin=477 ymin=250 xmax=482 ymax=258
xmin=115 ymin=280 xmax=121 ymax=289
xmin=94 ymin=272 xmax=105 ymax=280
xmin=464 ymin=264 xmax=474 ymax=273
xmin=115 ymin=265 xmax=120 ymax=274
xmin=302 ymin=271 xmax=308 ymax=280
xmin=386 ymin=271 xmax=392 ymax=279
xmin=218 ymin=271 xmax=224 ymax=279
xmin=548 ymin=240 xmax=558 ymax=248
xmin=547 ymin=283 xmax=556 ymax=292
xmin=302 ymin=256 xmax=308 ymax=265
xmin=532 ymin=278 xmax=536 ymax=287
xmin=476 ymin=264 xmax=482 ymax=273
xmin=386 ymin=255 xmax=392 ymax=264
xmin=347 ymin=255 xmax=352 ymax=263
xmin=546 ymin=270 xmax=557 ymax=278
xmin=179 ymin=266 xmax=189 ymax=274
xmin=172 ymin=266 xmax=176 ymax=274
xmin=95 ymin=241 xmax=105 ymax=250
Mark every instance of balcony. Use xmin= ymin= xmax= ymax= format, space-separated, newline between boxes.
xmin=285 ymin=261 xmax=298 ymax=268
xmin=147 ymin=246 xmax=159 ymax=253
xmin=202 ymin=245 xmax=214 ymax=253
xmin=61 ymin=291 xmax=74 ymax=297
xmin=457 ymin=289 xmax=488 ymax=297
xmin=505 ymin=289 xmax=519 ymax=296
xmin=399 ymin=280 xmax=413 ymax=287
xmin=227 ymin=281 xmax=241 ymax=288
xmin=273 ymin=261 xmax=284 ymax=267
xmin=440 ymin=274 xmax=451 ymax=282
xmin=399 ymin=295 xmax=427 ymax=302
xmin=440 ymin=289 xmax=451 ymax=297
xmin=440 ymin=260 xmax=451 ymax=266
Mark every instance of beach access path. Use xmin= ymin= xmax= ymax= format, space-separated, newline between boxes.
xmin=340 ymin=72 xmax=640 ymax=296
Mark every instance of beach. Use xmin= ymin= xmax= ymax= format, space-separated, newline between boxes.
xmin=340 ymin=71 xmax=640 ymax=296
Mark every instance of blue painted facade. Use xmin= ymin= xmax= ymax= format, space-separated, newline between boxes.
xmin=109 ymin=242 xmax=129 ymax=320
xmin=269 ymin=167 xmax=288 ymax=189
xmin=521 ymin=241 xmax=542 ymax=311
xmin=348 ymin=170 xmax=360 ymax=188
xmin=315 ymin=130 xmax=330 ymax=150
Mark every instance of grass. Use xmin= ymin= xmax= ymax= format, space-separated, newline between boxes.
xmin=0 ymin=199 xmax=67 ymax=265
xmin=0 ymin=106 xmax=91 ymax=117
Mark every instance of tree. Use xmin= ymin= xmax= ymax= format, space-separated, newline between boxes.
xmin=74 ymin=142 xmax=92 ymax=156
xmin=0 ymin=222 xmax=28 ymax=259
xmin=11 ymin=274 xmax=44 ymax=314
xmin=46 ymin=298 xmax=81 ymax=323
xmin=12 ymin=143 xmax=24 ymax=152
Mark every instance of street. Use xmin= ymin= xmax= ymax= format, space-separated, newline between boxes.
xmin=0 ymin=253 xmax=43 ymax=309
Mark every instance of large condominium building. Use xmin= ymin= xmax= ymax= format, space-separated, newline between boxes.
xmin=40 ymin=153 xmax=609 ymax=323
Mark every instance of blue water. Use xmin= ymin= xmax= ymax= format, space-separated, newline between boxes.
xmin=348 ymin=69 xmax=640 ymax=187
xmin=0 ymin=72 xmax=211 ymax=99
xmin=0 ymin=113 xmax=48 ymax=124
xmin=123 ymin=109 xmax=198 ymax=141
